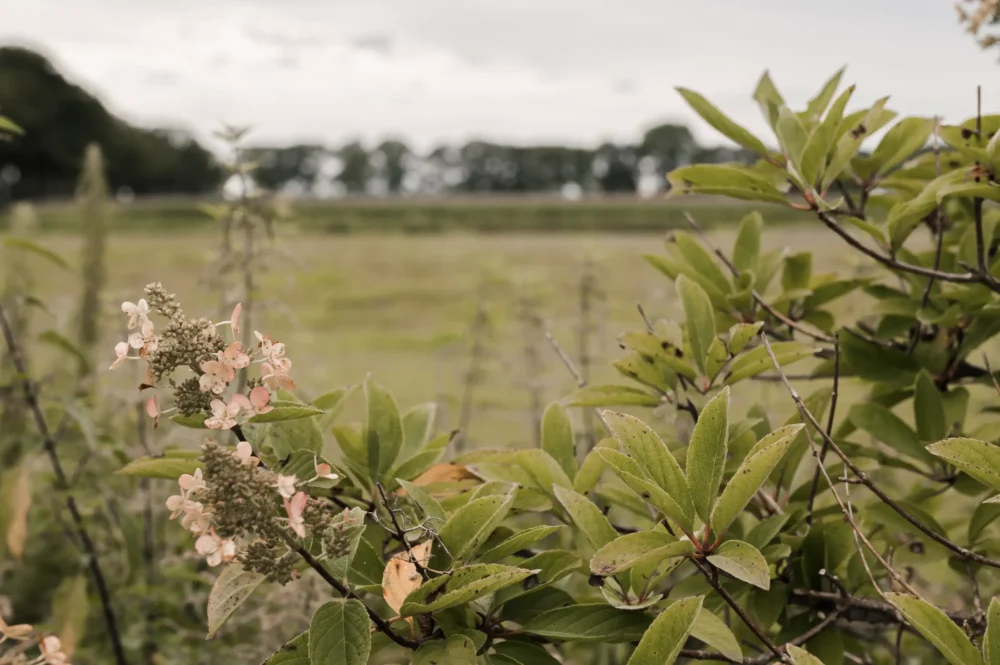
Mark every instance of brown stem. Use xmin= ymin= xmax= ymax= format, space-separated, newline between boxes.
xmin=0 ymin=304 xmax=130 ymax=665
xmin=806 ymin=333 xmax=840 ymax=525
xmin=690 ymin=557 xmax=790 ymax=663
xmin=759 ymin=331 xmax=1000 ymax=570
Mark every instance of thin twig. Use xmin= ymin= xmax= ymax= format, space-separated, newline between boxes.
xmin=0 ymin=304 xmax=131 ymax=665
xmin=545 ymin=330 xmax=613 ymax=438
xmin=806 ymin=333 xmax=840 ymax=525
xmin=760 ymin=330 xmax=1000 ymax=570
xmin=682 ymin=212 xmax=835 ymax=343
xmin=690 ymin=557 xmax=791 ymax=663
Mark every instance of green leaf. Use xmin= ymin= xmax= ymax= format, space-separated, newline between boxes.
xmin=686 ymin=388 xmax=730 ymax=521
xmin=400 ymin=402 xmax=438 ymax=460
xmin=38 ymin=331 xmax=89 ymax=375
xmin=776 ymin=106 xmax=809 ymax=178
xmin=312 ymin=387 xmax=351 ymax=411
xmin=804 ymin=91 xmax=853 ymax=187
xmin=677 ymin=274 xmax=716 ymax=376
xmin=805 ymin=67 xmax=845 ymax=121
xmin=492 ymin=641 xmax=562 ymax=665
xmin=574 ymin=439 xmax=613 ymax=494
xmin=256 ymin=416 xmax=323 ymax=459
xmin=782 ymin=252 xmax=812 ymax=291
xmin=690 ymin=609 xmax=742 ymax=662
xmin=821 ymin=96 xmax=890 ymax=192
xmin=553 ymin=485 xmax=619 ymax=550
xmin=438 ymin=492 xmax=514 ymax=563
xmin=848 ymin=403 xmax=926 ymax=461
xmin=479 ymin=525 xmax=565 ymax=564
xmin=397 ymin=480 xmax=447 ymax=522
xmin=3 ymin=237 xmax=71 ymax=270
xmin=753 ymin=71 xmax=784 ymax=129
xmin=667 ymin=165 xmax=788 ymax=205
xmin=309 ymin=599 xmax=372 ymax=665
xmin=0 ymin=116 xmax=23 ymax=135
xmin=413 ymin=636 xmax=478 ymax=665
xmin=788 ymin=645 xmax=827 ymax=665
xmin=710 ymin=424 xmax=803 ymax=536
xmin=400 ymin=564 xmax=534 ymax=616
xmin=541 ymin=401 xmax=577 ymax=481
xmin=926 ymin=438 xmax=1000 ymax=492
xmin=672 ymin=232 xmax=733 ymax=297
xmin=116 ymin=451 xmax=201 ymax=480
xmin=725 ymin=341 xmax=816 ymax=384
xmin=364 ymin=377 xmax=403 ymax=481
xmin=914 ymin=371 xmax=947 ymax=442
xmin=984 ymin=597 xmax=1000 ymax=665
xmin=523 ymin=604 xmax=651 ymax=642
xmin=564 ymin=384 xmax=661 ymax=407
xmin=732 ymin=212 xmax=763 ymax=273
xmin=170 ymin=413 xmax=208 ymax=429
xmin=261 ymin=632 xmax=309 ymax=665
xmin=841 ymin=332 xmax=919 ymax=383
xmin=589 ymin=531 xmax=694 ymax=576
xmin=51 ymin=575 xmax=89 ymax=658
xmin=597 ymin=448 xmax=693 ymax=532
xmin=870 ymin=117 xmax=935 ymax=176
xmin=207 ymin=563 xmax=266 ymax=638
xmin=247 ymin=405 xmax=324 ymax=423
xmin=706 ymin=540 xmax=770 ymax=590
xmin=728 ymin=322 xmax=764 ymax=355
xmin=626 ymin=596 xmax=703 ymax=665
xmin=885 ymin=593 xmax=984 ymax=665
xmin=390 ymin=431 xmax=452 ymax=483
xmin=603 ymin=411 xmax=693 ymax=522
xmin=676 ymin=88 xmax=769 ymax=155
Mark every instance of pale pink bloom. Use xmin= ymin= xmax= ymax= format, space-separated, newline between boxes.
xmin=122 ymin=299 xmax=149 ymax=329
xmin=314 ymin=461 xmax=339 ymax=481
xmin=229 ymin=393 xmax=253 ymax=412
xmin=39 ymin=635 xmax=69 ymax=665
xmin=195 ymin=533 xmax=237 ymax=567
xmin=180 ymin=501 xmax=210 ymax=535
xmin=0 ymin=615 xmax=33 ymax=640
xmin=205 ymin=398 xmax=241 ymax=430
xmin=234 ymin=441 xmax=259 ymax=467
xmin=276 ymin=475 xmax=298 ymax=498
xmin=284 ymin=491 xmax=308 ymax=538
xmin=166 ymin=493 xmax=187 ymax=519
xmin=128 ymin=319 xmax=158 ymax=356
xmin=230 ymin=303 xmax=242 ymax=337
xmin=199 ymin=358 xmax=235 ymax=394
xmin=255 ymin=331 xmax=291 ymax=372
xmin=261 ymin=362 xmax=296 ymax=391
xmin=178 ymin=468 xmax=206 ymax=495
xmin=109 ymin=341 xmax=129 ymax=370
xmin=248 ymin=386 xmax=273 ymax=414
xmin=220 ymin=341 xmax=250 ymax=371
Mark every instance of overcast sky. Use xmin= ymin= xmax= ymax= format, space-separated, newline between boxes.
xmin=3 ymin=0 xmax=999 ymax=152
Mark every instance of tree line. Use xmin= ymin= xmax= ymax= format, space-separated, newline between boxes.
xmin=0 ymin=45 xmax=757 ymax=202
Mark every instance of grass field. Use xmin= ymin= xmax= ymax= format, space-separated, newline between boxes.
xmin=25 ymin=226 xmax=855 ymax=450
xmin=18 ymin=194 xmax=814 ymax=233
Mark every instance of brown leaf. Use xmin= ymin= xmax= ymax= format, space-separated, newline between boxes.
xmin=411 ymin=463 xmax=478 ymax=486
xmin=5 ymin=464 xmax=31 ymax=560
xmin=382 ymin=540 xmax=433 ymax=615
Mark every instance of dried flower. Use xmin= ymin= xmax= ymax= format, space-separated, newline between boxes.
xmin=195 ymin=532 xmax=237 ymax=567
xmin=261 ymin=362 xmax=296 ymax=391
xmin=284 ymin=492 xmax=307 ymax=538
xmin=234 ymin=441 xmax=259 ymax=467
xmin=205 ymin=398 xmax=242 ymax=430
xmin=109 ymin=342 xmax=129 ymax=370
xmin=275 ymin=475 xmax=297 ymax=498
xmin=230 ymin=303 xmax=242 ymax=337
xmin=122 ymin=299 xmax=149 ymax=329
xmin=0 ymin=615 xmax=32 ymax=641
xmin=39 ymin=635 xmax=70 ymax=665
xmin=248 ymin=386 xmax=273 ymax=414
xmin=314 ymin=461 xmax=339 ymax=481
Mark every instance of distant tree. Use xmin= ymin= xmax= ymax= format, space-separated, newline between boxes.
xmin=955 ymin=0 xmax=1000 ymax=52
xmin=0 ymin=46 xmax=221 ymax=198
xmin=244 ymin=144 xmax=327 ymax=192
xmin=592 ymin=142 xmax=637 ymax=193
xmin=640 ymin=123 xmax=698 ymax=178
xmin=337 ymin=140 xmax=371 ymax=194
xmin=373 ymin=139 xmax=410 ymax=193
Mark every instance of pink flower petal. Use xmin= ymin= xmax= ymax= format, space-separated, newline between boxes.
xmin=231 ymin=303 xmax=242 ymax=337
xmin=249 ymin=386 xmax=271 ymax=409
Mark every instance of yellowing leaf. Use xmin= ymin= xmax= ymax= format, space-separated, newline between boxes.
xmin=886 ymin=593 xmax=984 ymax=665
xmin=410 ymin=463 xmax=478 ymax=486
xmin=706 ymin=540 xmax=770 ymax=590
xmin=4 ymin=464 xmax=31 ymax=560
xmin=382 ymin=540 xmax=432 ymax=618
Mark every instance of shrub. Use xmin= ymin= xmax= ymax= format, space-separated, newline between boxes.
xmin=6 ymin=68 xmax=1000 ymax=664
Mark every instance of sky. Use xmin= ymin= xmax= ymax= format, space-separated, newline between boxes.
xmin=3 ymin=0 xmax=1000 ymax=153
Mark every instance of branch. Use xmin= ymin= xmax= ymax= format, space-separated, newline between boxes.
xmin=759 ymin=331 xmax=1000 ymax=571
xmin=545 ymin=330 xmax=615 ymax=435
xmin=0 ymin=304 xmax=131 ymax=665
xmin=682 ymin=213 xmax=834 ymax=343
xmin=815 ymin=211 xmax=995 ymax=290
xmin=806 ymin=333 xmax=840 ymax=525
xmin=690 ymin=557 xmax=791 ymax=663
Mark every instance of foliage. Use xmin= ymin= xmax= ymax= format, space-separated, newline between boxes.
xmin=7 ymin=66 xmax=1000 ymax=665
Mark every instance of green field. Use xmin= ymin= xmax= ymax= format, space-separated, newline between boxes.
xmin=28 ymin=226 xmax=851 ymax=449
xmin=20 ymin=195 xmax=813 ymax=233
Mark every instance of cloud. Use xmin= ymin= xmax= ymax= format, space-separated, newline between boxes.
xmin=2 ymin=0 xmax=998 ymax=154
